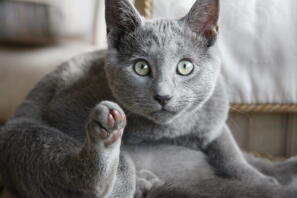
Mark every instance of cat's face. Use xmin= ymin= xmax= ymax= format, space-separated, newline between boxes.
xmin=105 ymin=0 xmax=220 ymax=125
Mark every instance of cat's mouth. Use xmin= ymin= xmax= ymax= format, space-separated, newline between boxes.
xmin=151 ymin=107 xmax=177 ymax=115
xmin=148 ymin=108 xmax=179 ymax=124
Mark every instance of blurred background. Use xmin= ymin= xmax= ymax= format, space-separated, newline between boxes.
xmin=0 ymin=0 xmax=297 ymax=158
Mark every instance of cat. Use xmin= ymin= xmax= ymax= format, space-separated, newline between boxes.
xmin=1 ymin=0 xmax=297 ymax=197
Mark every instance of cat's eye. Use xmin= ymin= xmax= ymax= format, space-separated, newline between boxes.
xmin=134 ymin=60 xmax=150 ymax=76
xmin=177 ymin=60 xmax=194 ymax=76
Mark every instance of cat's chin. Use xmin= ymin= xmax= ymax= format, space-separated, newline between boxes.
xmin=149 ymin=110 xmax=179 ymax=125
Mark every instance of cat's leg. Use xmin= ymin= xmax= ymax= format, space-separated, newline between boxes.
xmin=0 ymin=101 xmax=135 ymax=198
xmin=135 ymin=154 xmax=297 ymax=198
xmin=145 ymin=178 xmax=297 ymax=198
xmin=201 ymin=125 xmax=278 ymax=184
xmin=63 ymin=101 xmax=136 ymax=197
xmin=246 ymin=154 xmax=297 ymax=186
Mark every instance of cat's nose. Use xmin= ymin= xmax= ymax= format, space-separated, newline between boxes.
xmin=154 ymin=94 xmax=172 ymax=106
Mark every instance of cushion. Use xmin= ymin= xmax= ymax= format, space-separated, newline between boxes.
xmin=151 ymin=0 xmax=297 ymax=105
xmin=0 ymin=0 xmax=96 ymax=44
xmin=22 ymin=0 xmax=96 ymax=40
xmin=0 ymin=0 xmax=61 ymax=45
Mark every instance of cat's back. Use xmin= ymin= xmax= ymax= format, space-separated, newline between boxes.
xmin=13 ymin=50 xmax=113 ymax=140
xmin=52 ymin=49 xmax=108 ymax=95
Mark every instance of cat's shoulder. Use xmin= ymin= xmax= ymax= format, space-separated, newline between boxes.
xmin=35 ymin=49 xmax=108 ymax=96
xmin=56 ymin=50 xmax=106 ymax=86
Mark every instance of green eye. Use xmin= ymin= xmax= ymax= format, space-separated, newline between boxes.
xmin=134 ymin=60 xmax=150 ymax=76
xmin=177 ymin=60 xmax=194 ymax=76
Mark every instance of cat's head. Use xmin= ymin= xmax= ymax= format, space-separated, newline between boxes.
xmin=104 ymin=0 xmax=221 ymax=125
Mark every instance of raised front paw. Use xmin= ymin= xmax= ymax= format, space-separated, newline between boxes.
xmin=134 ymin=169 xmax=164 ymax=198
xmin=87 ymin=101 xmax=126 ymax=146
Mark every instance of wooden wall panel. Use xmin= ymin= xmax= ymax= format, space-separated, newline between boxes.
xmin=227 ymin=113 xmax=250 ymax=150
xmin=286 ymin=114 xmax=297 ymax=157
xmin=248 ymin=114 xmax=287 ymax=156
xmin=228 ymin=113 xmax=297 ymax=157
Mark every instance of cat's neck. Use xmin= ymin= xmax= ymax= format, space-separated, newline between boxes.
xmin=123 ymin=77 xmax=229 ymax=144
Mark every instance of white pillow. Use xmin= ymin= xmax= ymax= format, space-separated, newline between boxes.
xmin=16 ymin=0 xmax=96 ymax=40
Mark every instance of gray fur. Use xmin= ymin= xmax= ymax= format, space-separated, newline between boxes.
xmin=1 ymin=0 xmax=297 ymax=197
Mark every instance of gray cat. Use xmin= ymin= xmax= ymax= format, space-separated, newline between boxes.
xmin=1 ymin=0 xmax=297 ymax=197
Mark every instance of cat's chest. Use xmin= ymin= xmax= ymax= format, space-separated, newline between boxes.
xmin=123 ymin=113 xmax=198 ymax=143
xmin=124 ymin=144 xmax=214 ymax=183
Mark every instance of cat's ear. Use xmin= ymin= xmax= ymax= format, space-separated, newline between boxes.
xmin=105 ymin=0 xmax=142 ymax=36
xmin=181 ymin=0 xmax=219 ymax=46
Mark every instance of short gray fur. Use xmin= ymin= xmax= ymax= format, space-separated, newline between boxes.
xmin=1 ymin=0 xmax=297 ymax=197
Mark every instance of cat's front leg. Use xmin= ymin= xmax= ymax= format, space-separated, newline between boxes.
xmin=202 ymin=125 xmax=278 ymax=185
xmin=64 ymin=101 xmax=136 ymax=197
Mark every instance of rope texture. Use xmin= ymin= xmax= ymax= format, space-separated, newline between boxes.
xmin=142 ymin=0 xmax=152 ymax=18
xmin=231 ymin=104 xmax=297 ymax=113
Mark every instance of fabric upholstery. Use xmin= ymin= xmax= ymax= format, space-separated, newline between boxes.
xmin=0 ymin=1 xmax=61 ymax=44
xmin=1 ymin=0 xmax=96 ymax=42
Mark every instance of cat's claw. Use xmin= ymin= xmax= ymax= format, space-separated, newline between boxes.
xmin=87 ymin=101 xmax=126 ymax=146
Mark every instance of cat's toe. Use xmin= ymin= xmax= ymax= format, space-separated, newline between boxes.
xmin=134 ymin=170 xmax=164 ymax=198
xmin=87 ymin=101 xmax=126 ymax=146
xmin=138 ymin=169 xmax=164 ymax=186
xmin=134 ymin=178 xmax=153 ymax=198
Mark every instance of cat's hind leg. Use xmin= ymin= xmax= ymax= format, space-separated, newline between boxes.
xmin=147 ymin=154 xmax=297 ymax=198
xmin=145 ymin=178 xmax=297 ymax=198
xmin=0 ymin=101 xmax=135 ymax=198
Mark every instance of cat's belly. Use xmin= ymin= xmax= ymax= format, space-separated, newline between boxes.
xmin=125 ymin=144 xmax=215 ymax=184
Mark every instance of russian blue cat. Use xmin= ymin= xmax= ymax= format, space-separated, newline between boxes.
xmin=1 ymin=0 xmax=297 ymax=197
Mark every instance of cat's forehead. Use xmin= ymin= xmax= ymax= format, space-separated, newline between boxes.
xmin=117 ymin=18 xmax=206 ymax=58
xmin=139 ymin=19 xmax=186 ymax=46
xmin=133 ymin=19 xmax=206 ymax=56
xmin=144 ymin=19 xmax=183 ymax=34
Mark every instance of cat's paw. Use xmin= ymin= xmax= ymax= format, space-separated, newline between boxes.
xmin=245 ymin=172 xmax=279 ymax=185
xmin=134 ymin=169 xmax=164 ymax=198
xmin=258 ymin=175 xmax=279 ymax=185
xmin=87 ymin=101 xmax=126 ymax=146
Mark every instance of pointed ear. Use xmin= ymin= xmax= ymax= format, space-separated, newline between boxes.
xmin=105 ymin=0 xmax=142 ymax=35
xmin=182 ymin=0 xmax=219 ymax=46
